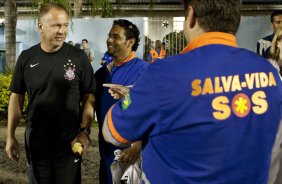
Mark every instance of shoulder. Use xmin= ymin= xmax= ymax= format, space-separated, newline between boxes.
xmin=130 ymin=57 xmax=149 ymax=67
xmin=94 ymin=66 xmax=108 ymax=82
xmin=22 ymin=43 xmax=40 ymax=55
xmin=17 ymin=44 xmax=40 ymax=63
xmin=63 ymin=43 xmax=85 ymax=56
xmin=258 ymin=34 xmax=274 ymax=43
xmin=95 ymin=65 xmax=107 ymax=75
xmin=62 ymin=43 xmax=90 ymax=64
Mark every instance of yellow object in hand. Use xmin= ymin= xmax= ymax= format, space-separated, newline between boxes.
xmin=72 ymin=142 xmax=83 ymax=155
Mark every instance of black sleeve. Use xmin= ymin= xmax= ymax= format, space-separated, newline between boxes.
xmin=94 ymin=66 xmax=108 ymax=96
xmin=9 ymin=51 xmax=27 ymax=94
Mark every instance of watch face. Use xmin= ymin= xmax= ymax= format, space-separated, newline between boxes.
xmin=85 ymin=127 xmax=91 ymax=135
xmin=80 ymin=127 xmax=91 ymax=135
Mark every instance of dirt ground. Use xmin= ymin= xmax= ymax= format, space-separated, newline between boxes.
xmin=0 ymin=126 xmax=100 ymax=184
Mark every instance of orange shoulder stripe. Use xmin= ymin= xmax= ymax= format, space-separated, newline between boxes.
xmin=107 ymin=106 xmax=131 ymax=144
xmin=114 ymin=52 xmax=136 ymax=66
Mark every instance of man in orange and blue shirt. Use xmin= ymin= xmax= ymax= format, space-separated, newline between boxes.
xmin=95 ymin=19 xmax=148 ymax=184
xmin=103 ymin=0 xmax=282 ymax=183
xmin=148 ymin=40 xmax=166 ymax=63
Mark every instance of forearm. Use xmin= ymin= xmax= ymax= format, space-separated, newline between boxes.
xmin=90 ymin=51 xmax=94 ymax=62
xmin=132 ymin=141 xmax=142 ymax=151
xmin=7 ymin=93 xmax=24 ymax=138
xmin=80 ymin=93 xmax=95 ymax=128
xmin=102 ymin=111 xmax=131 ymax=147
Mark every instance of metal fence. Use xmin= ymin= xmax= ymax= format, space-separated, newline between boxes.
xmin=145 ymin=17 xmax=187 ymax=57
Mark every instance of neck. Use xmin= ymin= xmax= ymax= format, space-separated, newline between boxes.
xmin=41 ymin=42 xmax=62 ymax=53
xmin=112 ymin=51 xmax=135 ymax=67
xmin=113 ymin=50 xmax=132 ymax=63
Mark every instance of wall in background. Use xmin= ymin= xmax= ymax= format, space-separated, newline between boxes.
xmin=13 ymin=15 xmax=273 ymax=71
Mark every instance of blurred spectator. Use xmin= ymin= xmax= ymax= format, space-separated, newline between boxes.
xmin=148 ymin=40 xmax=166 ymax=63
xmin=74 ymin=43 xmax=81 ymax=49
xmin=82 ymin=39 xmax=95 ymax=63
xmin=100 ymin=51 xmax=113 ymax=66
xmin=67 ymin=40 xmax=74 ymax=45
xmin=257 ymin=10 xmax=282 ymax=59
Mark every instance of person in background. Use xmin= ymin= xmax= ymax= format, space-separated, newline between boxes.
xmin=68 ymin=40 xmax=74 ymax=46
xmin=267 ymin=28 xmax=282 ymax=184
xmin=5 ymin=2 xmax=96 ymax=183
xmin=257 ymin=10 xmax=282 ymax=59
xmin=103 ymin=0 xmax=282 ymax=183
xmin=100 ymin=51 xmax=113 ymax=66
xmin=161 ymin=41 xmax=167 ymax=55
xmin=269 ymin=28 xmax=282 ymax=76
xmin=148 ymin=39 xmax=166 ymax=63
xmin=143 ymin=44 xmax=149 ymax=62
xmin=74 ymin=43 xmax=81 ymax=49
xmin=82 ymin=39 xmax=95 ymax=63
xmin=95 ymin=19 xmax=148 ymax=184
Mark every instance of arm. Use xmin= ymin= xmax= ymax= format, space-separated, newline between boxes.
xmin=102 ymin=106 xmax=132 ymax=147
xmin=103 ymin=83 xmax=131 ymax=99
xmin=5 ymin=93 xmax=25 ymax=162
xmin=89 ymin=49 xmax=94 ymax=63
xmin=102 ymin=66 xmax=161 ymax=147
xmin=71 ymin=93 xmax=95 ymax=154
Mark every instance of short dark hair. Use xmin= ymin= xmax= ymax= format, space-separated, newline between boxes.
xmin=38 ymin=2 xmax=68 ymax=22
xmin=82 ymin=39 xmax=88 ymax=43
xmin=271 ymin=10 xmax=282 ymax=22
xmin=183 ymin=0 xmax=241 ymax=34
xmin=113 ymin=19 xmax=140 ymax=51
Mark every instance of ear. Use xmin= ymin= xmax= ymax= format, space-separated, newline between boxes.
xmin=127 ymin=38 xmax=135 ymax=48
xmin=271 ymin=22 xmax=274 ymax=30
xmin=38 ymin=22 xmax=43 ymax=33
xmin=187 ymin=6 xmax=196 ymax=29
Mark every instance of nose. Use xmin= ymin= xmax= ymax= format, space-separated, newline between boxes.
xmin=58 ymin=26 xmax=66 ymax=34
xmin=107 ymin=37 xmax=113 ymax=44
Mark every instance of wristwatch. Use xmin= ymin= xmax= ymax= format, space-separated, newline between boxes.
xmin=79 ymin=127 xmax=91 ymax=135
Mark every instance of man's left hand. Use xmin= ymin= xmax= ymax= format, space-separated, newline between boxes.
xmin=119 ymin=141 xmax=141 ymax=165
xmin=71 ymin=131 xmax=91 ymax=155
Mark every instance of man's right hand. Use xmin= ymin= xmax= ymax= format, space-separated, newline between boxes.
xmin=103 ymin=83 xmax=131 ymax=99
xmin=5 ymin=137 xmax=20 ymax=162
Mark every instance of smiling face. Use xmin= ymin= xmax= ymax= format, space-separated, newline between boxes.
xmin=106 ymin=25 xmax=134 ymax=62
xmin=38 ymin=7 xmax=69 ymax=52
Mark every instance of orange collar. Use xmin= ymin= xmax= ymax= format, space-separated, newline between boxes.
xmin=180 ymin=32 xmax=238 ymax=54
xmin=114 ymin=52 xmax=136 ymax=66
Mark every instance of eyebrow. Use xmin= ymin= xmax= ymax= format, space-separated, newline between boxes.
xmin=109 ymin=33 xmax=120 ymax=37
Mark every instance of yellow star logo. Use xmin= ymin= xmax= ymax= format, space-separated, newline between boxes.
xmin=235 ymin=97 xmax=248 ymax=114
